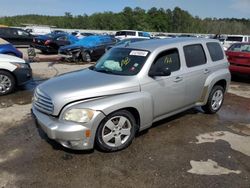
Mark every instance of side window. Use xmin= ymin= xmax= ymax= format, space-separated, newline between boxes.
xmin=57 ymin=36 xmax=68 ymax=41
xmin=206 ymin=42 xmax=224 ymax=61
xmin=150 ymin=48 xmax=180 ymax=73
xmin=184 ymin=44 xmax=206 ymax=68
xmin=17 ymin=29 xmax=29 ymax=36
xmin=127 ymin=31 xmax=136 ymax=36
xmin=138 ymin=32 xmax=143 ymax=37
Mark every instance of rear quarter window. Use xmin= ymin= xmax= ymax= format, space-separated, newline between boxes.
xmin=183 ymin=44 xmax=207 ymax=67
xmin=206 ymin=42 xmax=224 ymax=61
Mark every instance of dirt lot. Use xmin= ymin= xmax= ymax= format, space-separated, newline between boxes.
xmin=0 ymin=53 xmax=250 ymax=187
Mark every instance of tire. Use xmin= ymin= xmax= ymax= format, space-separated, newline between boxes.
xmin=202 ymin=85 xmax=225 ymax=114
xmin=95 ymin=110 xmax=138 ymax=152
xmin=0 ymin=70 xmax=15 ymax=95
xmin=82 ymin=51 xmax=91 ymax=63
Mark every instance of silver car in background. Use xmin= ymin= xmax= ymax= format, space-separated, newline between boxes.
xmin=32 ymin=38 xmax=231 ymax=152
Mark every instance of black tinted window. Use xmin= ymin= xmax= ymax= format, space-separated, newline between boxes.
xmin=0 ymin=28 xmax=8 ymax=35
xmin=151 ymin=48 xmax=180 ymax=73
xmin=184 ymin=44 xmax=206 ymax=67
xmin=206 ymin=42 xmax=224 ymax=61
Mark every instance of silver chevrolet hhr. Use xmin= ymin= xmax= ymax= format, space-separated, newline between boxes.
xmin=32 ymin=38 xmax=231 ymax=152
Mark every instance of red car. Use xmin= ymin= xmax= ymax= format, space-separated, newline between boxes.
xmin=226 ymin=43 xmax=250 ymax=75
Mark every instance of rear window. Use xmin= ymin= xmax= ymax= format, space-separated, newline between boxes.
xmin=184 ymin=44 xmax=207 ymax=67
xmin=206 ymin=42 xmax=224 ymax=61
xmin=226 ymin=36 xmax=243 ymax=42
xmin=115 ymin=31 xmax=136 ymax=36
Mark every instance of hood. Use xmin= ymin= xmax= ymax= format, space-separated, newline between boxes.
xmin=0 ymin=54 xmax=25 ymax=63
xmin=38 ymin=68 xmax=140 ymax=115
xmin=0 ymin=44 xmax=23 ymax=58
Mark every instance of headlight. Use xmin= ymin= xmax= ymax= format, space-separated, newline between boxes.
xmin=63 ymin=109 xmax=94 ymax=123
xmin=11 ymin=62 xmax=29 ymax=69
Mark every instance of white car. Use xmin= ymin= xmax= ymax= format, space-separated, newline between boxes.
xmin=222 ymin=35 xmax=250 ymax=50
xmin=0 ymin=54 xmax=32 ymax=95
xmin=115 ymin=30 xmax=151 ymax=40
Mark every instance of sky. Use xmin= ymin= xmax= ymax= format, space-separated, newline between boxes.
xmin=0 ymin=0 xmax=250 ymax=19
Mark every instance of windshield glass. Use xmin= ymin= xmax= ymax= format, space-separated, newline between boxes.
xmin=93 ymin=48 xmax=150 ymax=76
xmin=228 ymin=43 xmax=250 ymax=52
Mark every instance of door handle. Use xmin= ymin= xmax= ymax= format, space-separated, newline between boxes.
xmin=174 ymin=76 xmax=183 ymax=82
xmin=204 ymin=69 xmax=210 ymax=74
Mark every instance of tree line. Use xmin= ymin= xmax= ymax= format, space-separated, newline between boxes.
xmin=0 ymin=7 xmax=249 ymax=35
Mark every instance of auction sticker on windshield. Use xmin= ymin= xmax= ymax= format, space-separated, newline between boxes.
xmin=129 ymin=50 xmax=148 ymax=56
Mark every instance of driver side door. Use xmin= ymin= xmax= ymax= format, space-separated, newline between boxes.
xmin=141 ymin=48 xmax=187 ymax=119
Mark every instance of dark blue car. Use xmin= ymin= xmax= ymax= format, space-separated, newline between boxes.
xmin=32 ymin=33 xmax=78 ymax=54
xmin=0 ymin=38 xmax=23 ymax=58
xmin=59 ymin=35 xmax=117 ymax=62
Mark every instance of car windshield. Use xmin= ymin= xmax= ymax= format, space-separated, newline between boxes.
xmin=228 ymin=43 xmax=250 ymax=53
xmin=92 ymin=48 xmax=150 ymax=76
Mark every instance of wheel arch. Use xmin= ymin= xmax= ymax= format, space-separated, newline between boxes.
xmin=105 ymin=107 xmax=141 ymax=132
xmin=0 ymin=69 xmax=17 ymax=86
xmin=213 ymin=79 xmax=227 ymax=91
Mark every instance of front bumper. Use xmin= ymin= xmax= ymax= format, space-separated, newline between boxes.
xmin=32 ymin=106 xmax=106 ymax=150
xmin=13 ymin=67 xmax=32 ymax=86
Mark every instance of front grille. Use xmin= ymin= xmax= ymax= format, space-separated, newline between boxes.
xmin=34 ymin=88 xmax=54 ymax=115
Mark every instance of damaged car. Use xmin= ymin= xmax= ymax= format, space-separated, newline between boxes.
xmin=32 ymin=33 xmax=78 ymax=54
xmin=59 ymin=35 xmax=117 ymax=62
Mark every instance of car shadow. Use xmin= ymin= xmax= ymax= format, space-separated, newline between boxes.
xmin=34 ymin=107 xmax=203 ymax=154
xmin=231 ymin=74 xmax=250 ymax=84
xmin=136 ymin=107 xmax=203 ymax=137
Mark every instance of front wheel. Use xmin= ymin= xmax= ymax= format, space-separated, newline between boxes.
xmin=202 ymin=85 xmax=225 ymax=114
xmin=0 ymin=70 xmax=15 ymax=95
xmin=95 ymin=110 xmax=138 ymax=152
xmin=82 ymin=51 xmax=91 ymax=63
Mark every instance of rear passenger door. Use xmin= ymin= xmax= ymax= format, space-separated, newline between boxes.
xmin=182 ymin=43 xmax=210 ymax=105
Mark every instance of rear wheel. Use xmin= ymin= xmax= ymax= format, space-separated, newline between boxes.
xmin=0 ymin=70 xmax=15 ymax=95
xmin=202 ymin=85 xmax=224 ymax=114
xmin=95 ymin=110 xmax=138 ymax=152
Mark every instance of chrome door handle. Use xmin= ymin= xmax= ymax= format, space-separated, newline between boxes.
xmin=204 ymin=69 xmax=210 ymax=74
xmin=174 ymin=76 xmax=183 ymax=82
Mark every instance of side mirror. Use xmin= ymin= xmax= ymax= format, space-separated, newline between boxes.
xmin=149 ymin=67 xmax=171 ymax=77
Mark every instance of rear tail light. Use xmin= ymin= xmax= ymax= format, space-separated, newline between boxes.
xmin=45 ymin=40 xmax=51 ymax=45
